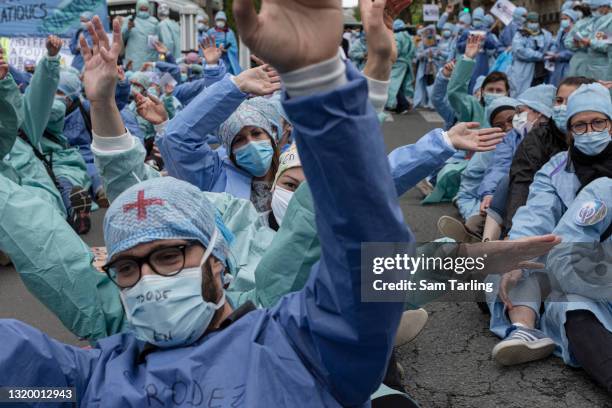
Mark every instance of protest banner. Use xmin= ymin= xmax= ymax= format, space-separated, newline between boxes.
xmin=490 ymin=0 xmax=516 ymax=26
xmin=1 ymin=36 xmax=74 ymax=70
xmin=423 ymin=4 xmax=439 ymax=22
xmin=0 ymin=0 xmax=109 ymax=37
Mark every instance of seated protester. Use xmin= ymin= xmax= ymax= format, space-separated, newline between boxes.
xmin=504 ymin=76 xmax=594 ymax=232
xmin=542 ymin=178 xmax=612 ymax=395
xmin=0 ymin=37 xmax=66 ymax=218
xmin=0 ymin=8 xmax=419 ymax=406
xmin=455 ymin=7 xmax=500 ymax=94
xmin=43 ymin=98 xmax=94 ymax=234
xmin=155 ymin=68 xmax=282 ymax=213
xmin=269 ymin=143 xmax=304 ymax=230
xmin=439 ymin=96 xmax=519 ymax=241
xmin=448 ymin=32 xmax=510 ymax=126
xmin=488 ymin=83 xmax=612 ymax=366
xmin=475 ymin=84 xmax=556 ymax=239
xmin=507 ymin=12 xmax=553 ymax=96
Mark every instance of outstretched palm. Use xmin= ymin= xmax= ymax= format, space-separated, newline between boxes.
xmin=81 ymin=16 xmax=122 ymax=104
xmin=233 ymin=0 xmax=343 ymax=72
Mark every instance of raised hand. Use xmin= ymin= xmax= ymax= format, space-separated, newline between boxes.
xmin=233 ymin=64 xmax=281 ymax=96
xmin=233 ymin=0 xmax=343 ymax=72
xmin=447 ymin=122 xmax=505 ymax=152
xmin=0 ymin=46 xmax=8 ymax=80
xmin=81 ymin=16 xmax=122 ymax=104
xmin=200 ymin=36 xmax=222 ymax=65
xmin=446 ymin=3 xmax=454 ymax=14
xmin=362 ymin=0 xmax=397 ymax=81
xmin=153 ymin=40 xmax=168 ymax=55
xmin=46 ymin=35 xmax=63 ymax=57
xmin=464 ymin=33 xmax=482 ymax=59
xmin=135 ymin=91 xmax=168 ymax=125
xmin=442 ymin=60 xmax=455 ymax=77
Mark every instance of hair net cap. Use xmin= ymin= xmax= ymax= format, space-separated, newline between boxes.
xmin=58 ymin=71 xmax=82 ymax=97
xmin=484 ymin=14 xmax=495 ymax=27
xmin=513 ymin=7 xmax=528 ymax=18
xmin=136 ymin=0 xmax=151 ymax=10
xmin=562 ymin=9 xmax=579 ymax=20
xmin=104 ymin=177 xmax=229 ymax=263
xmin=566 ymin=83 xmax=612 ymax=127
xmin=589 ymin=0 xmax=609 ymax=7
xmin=158 ymin=3 xmax=170 ymax=14
xmin=246 ymin=97 xmax=283 ymax=140
xmin=215 ymin=11 xmax=227 ymax=21
xmin=442 ymin=22 xmax=454 ymax=31
xmin=486 ymin=96 xmax=520 ymax=123
xmin=219 ymin=99 xmax=276 ymax=154
xmin=472 ymin=7 xmax=485 ymax=21
xmin=196 ymin=14 xmax=209 ymax=23
xmin=130 ymin=72 xmax=152 ymax=89
xmin=459 ymin=12 xmax=472 ymax=24
xmin=273 ymin=143 xmax=302 ymax=187
xmin=393 ymin=19 xmax=405 ymax=30
xmin=473 ymin=75 xmax=487 ymax=93
xmin=526 ymin=11 xmax=539 ymax=22
xmin=517 ymin=84 xmax=557 ymax=118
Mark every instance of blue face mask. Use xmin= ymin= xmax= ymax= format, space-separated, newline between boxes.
xmin=137 ymin=10 xmax=150 ymax=19
xmin=234 ymin=139 xmax=274 ymax=177
xmin=80 ymin=22 xmax=89 ymax=30
xmin=591 ymin=10 xmax=602 ymax=17
xmin=560 ymin=19 xmax=571 ymax=29
xmin=120 ymin=230 xmax=226 ymax=348
xmin=527 ymin=22 xmax=540 ymax=31
xmin=147 ymin=87 xmax=159 ymax=97
xmin=483 ymin=92 xmax=502 ymax=106
xmin=442 ymin=30 xmax=452 ymax=38
xmin=573 ymin=130 xmax=611 ymax=155
xmin=180 ymin=73 xmax=188 ymax=82
xmin=552 ymin=105 xmax=567 ymax=132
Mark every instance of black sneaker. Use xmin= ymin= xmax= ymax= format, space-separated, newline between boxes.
xmin=69 ymin=186 xmax=92 ymax=235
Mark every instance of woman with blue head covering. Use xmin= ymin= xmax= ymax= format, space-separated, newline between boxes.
xmin=207 ymin=11 xmax=242 ymax=75
xmin=547 ymin=9 xmax=578 ymax=86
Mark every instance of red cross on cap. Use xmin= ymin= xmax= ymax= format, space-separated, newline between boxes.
xmin=123 ymin=190 xmax=165 ymax=220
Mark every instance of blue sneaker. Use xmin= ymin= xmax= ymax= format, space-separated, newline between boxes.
xmin=492 ymin=325 xmax=555 ymax=366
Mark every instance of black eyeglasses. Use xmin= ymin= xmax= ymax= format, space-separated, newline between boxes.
xmin=103 ymin=243 xmax=199 ymax=289
xmin=570 ymin=118 xmax=610 ymax=135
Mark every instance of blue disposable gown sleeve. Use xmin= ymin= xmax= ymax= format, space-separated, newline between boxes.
xmin=513 ymin=34 xmax=544 ymax=62
xmin=115 ymin=79 xmax=132 ymax=111
xmin=272 ymin=63 xmax=414 ymax=406
xmin=22 ymin=55 xmax=60 ymax=149
xmin=0 ymin=319 xmax=100 ymax=399
xmin=508 ymin=161 xmax=566 ymax=240
xmin=120 ymin=108 xmax=145 ymax=143
xmin=477 ymin=130 xmax=516 ymax=197
xmin=155 ymin=61 xmax=181 ymax=84
xmin=431 ymin=69 xmax=456 ymax=129
xmin=500 ymin=24 xmax=515 ymax=48
xmin=389 ymin=128 xmax=457 ymax=196
xmin=172 ymin=62 xmax=228 ymax=106
xmin=437 ymin=12 xmax=449 ymax=30
xmin=456 ymin=32 xmax=468 ymax=54
xmin=158 ymin=76 xmax=247 ymax=191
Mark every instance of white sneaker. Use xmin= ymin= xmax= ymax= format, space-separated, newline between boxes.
xmin=492 ymin=326 xmax=556 ymax=366
xmin=394 ymin=308 xmax=429 ymax=347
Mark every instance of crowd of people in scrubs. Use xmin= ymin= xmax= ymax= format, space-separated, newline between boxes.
xmin=0 ymin=0 xmax=609 ymax=405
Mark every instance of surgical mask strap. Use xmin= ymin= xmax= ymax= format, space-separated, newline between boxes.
xmin=200 ymin=228 xmax=218 ymax=269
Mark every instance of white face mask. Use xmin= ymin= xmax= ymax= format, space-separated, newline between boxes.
xmin=512 ymin=111 xmax=534 ymax=134
xmin=271 ymin=186 xmax=294 ymax=226
xmin=216 ymin=20 xmax=226 ymax=29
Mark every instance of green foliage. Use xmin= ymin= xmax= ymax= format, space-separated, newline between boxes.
xmin=353 ymin=6 xmax=361 ymax=22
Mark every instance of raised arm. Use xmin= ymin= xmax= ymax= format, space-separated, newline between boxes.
xmin=233 ymin=0 xmax=412 ymax=404
xmin=0 ymin=53 xmax=23 ymax=159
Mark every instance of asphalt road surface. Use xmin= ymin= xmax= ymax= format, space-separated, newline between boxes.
xmin=0 ymin=110 xmax=610 ymax=407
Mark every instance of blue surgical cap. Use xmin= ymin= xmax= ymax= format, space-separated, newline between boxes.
xmin=513 ymin=7 xmax=528 ymax=18
xmin=566 ymin=83 xmax=612 ymax=128
xmin=393 ymin=19 xmax=405 ymax=30
xmin=130 ymin=72 xmax=152 ymax=89
xmin=215 ymin=11 xmax=227 ymax=21
xmin=517 ymin=84 xmax=557 ymax=118
xmin=104 ymin=177 xmax=230 ymax=262
xmin=80 ymin=11 xmax=93 ymax=21
xmin=219 ymin=100 xmax=275 ymax=154
xmin=484 ymin=14 xmax=495 ymax=27
xmin=589 ymin=0 xmax=609 ymax=8
xmin=486 ymin=97 xmax=520 ymax=124
xmin=561 ymin=1 xmax=574 ymax=10
xmin=473 ymin=75 xmax=486 ymax=94
xmin=473 ymin=7 xmax=485 ymax=21
xmin=459 ymin=12 xmax=472 ymax=25
xmin=443 ymin=22 xmax=454 ymax=31
xmin=58 ymin=71 xmax=82 ymax=97
xmin=136 ymin=0 xmax=151 ymax=10
xmin=562 ymin=9 xmax=579 ymax=21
